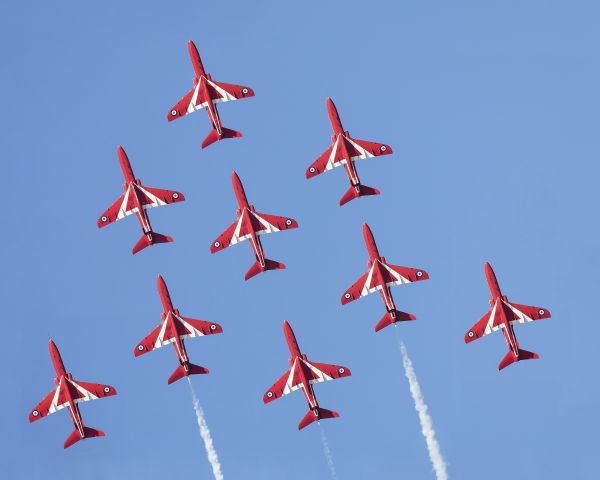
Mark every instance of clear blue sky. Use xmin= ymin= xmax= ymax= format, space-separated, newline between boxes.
xmin=2 ymin=1 xmax=599 ymax=479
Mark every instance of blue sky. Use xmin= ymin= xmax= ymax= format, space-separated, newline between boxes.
xmin=2 ymin=1 xmax=599 ymax=478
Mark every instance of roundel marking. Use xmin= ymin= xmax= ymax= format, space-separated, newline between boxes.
xmin=103 ymin=387 xmax=110 ymax=393
xmin=380 ymin=145 xmax=387 ymax=152
xmin=468 ymin=331 xmax=474 ymax=338
xmin=309 ymin=167 xmax=316 ymax=173
xmin=242 ymin=88 xmax=249 ymax=94
xmin=210 ymin=324 xmax=217 ymax=331
xmin=137 ymin=345 xmax=144 ymax=351
xmin=101 ymin=216 xmax=108 ymax=222
xmin=214 ymin=241 xmax=221 ymax=248
xmin=172 ymin=192 xmax=179 ymax=199
xmin=416 ymin=271 xmax=423 ymax=277
xmin=538 ymin=309 xmax=545 ymax=316
xmin=266 ymin=391 xmax=273 ymax=398
xmin=171 ymin=110 xmax=177 ymax=116
xmin=338 ymin=367 xmax=345 ymax=374
xmin=32 ymin=410 xmax=39 ymax=417
xmin=344 ymin=293 xmax=351 ymax=299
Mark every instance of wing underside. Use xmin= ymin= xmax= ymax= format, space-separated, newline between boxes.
xmin=465 ymin=299 xmax=551 ymax=343
xmin=135 ymin=313 xmax=222 ymax=356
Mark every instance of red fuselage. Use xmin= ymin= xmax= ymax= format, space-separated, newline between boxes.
xmin=232 ymin=171 xmax=266 ymax=267
xmin=283 ymin=321 xmax=320 ymax=412
xmin=118 ymin=146 xmax=153 ymax=237
xmin=484 ymin=262 xmax=520 ymax=356
xmin=48 ymin=340 xmax=85 ymax=437
xmin=363 ymin=224 xmax=397 ymax=315
xmin=187 ymin=40 xmax=223 ymax=134
xmin=327 ymin=98 xmax=361 ymax=189
xmin=157 ymin=275 xmax=190 ymax=370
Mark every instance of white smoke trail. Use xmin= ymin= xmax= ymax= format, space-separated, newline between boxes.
xmin=187 ymin=378 xmax=224 ymax=480
xmin=318 ymin=423 xmax=338 ymax=480
xmin=399 ymin=341 xmax=448 ymax=480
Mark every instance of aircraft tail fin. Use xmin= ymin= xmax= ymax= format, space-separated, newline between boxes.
xmin=168 ymin=363 xmax=209 ymax=385
xmin=64 ymin=426 xmax=105 ymax=449
xmin=298 ymin=407 xmax=339 ymax=430
xmin=132 ymin=232 xmax=173 ymax=255
xmin=375 ymin=310 xmax=416 ymax=332
xmin=244 ymin=259 xmax=286 ymax=280
xmin=498 ymin=349 xmax=539 ymax=371
xmin=201 ymin=127 xmax=242 ymax=149
xmin=339 ymin=184 xmax=380 ymax=206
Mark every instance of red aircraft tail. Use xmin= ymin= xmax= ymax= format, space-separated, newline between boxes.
xmin=132 ymin=232 xmax=173 ymax=255
xmin=375 ymin=310 xmax=416 ymax=332
xmin=201 ymin=127 xmax=242 ymax=149
xmin=245 ymin=259 xmax=286 ymax=280
xmin=498 ymin=349 xmax=539 ymax=371
xmin=64 ymin=426 xmax=105 ymax=449
xmin=298 ymin=407 xmax=339 ymax=430
xmin=168 ymin=363 xmax=209 ymax=385
xmin=339 ymin=184 xmax=380 ymax=206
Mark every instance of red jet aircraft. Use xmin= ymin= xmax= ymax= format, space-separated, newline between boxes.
xmin=210 ymin=171 xmax=298 ymax=280
xmin=263 ymin=321 xmax=351 ymax=430
xmin=134 ymin=275 xmax=223 ymax=384
xmin=168 ymin=40 xmax=255 ymax=149
xmin=342 ymin=224 xmax=429 ymax=332
xmin=97 ymin=146 xmax=185 ymax=254
xmin=29 ymin=340 xmax=117 ymax=449
xmin=306 ymin=98 xmax=393 ymax=205
xmin=465 ymin=262 xmax=551 ymax=370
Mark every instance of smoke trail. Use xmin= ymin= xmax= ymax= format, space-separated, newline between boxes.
xmin=318 ymin=423 xmax=338 ymax=480
xmin=187 ymin=378 xmax=224 ymax=480
xmin=399 ymin=341 xmax=448 ymax=480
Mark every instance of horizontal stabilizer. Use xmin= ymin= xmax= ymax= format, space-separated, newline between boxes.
xmin=201 ymin=127 xmax=242 ymax=149
xmin=64 ymin=426 xmax=105 ymax=449
xmin=168 ymin=363 xmax=209 ymax=385
xmin=132 ymin=232 xmax=173 ymax=255
xmin=245 ymin=259 xmax=286 ymax=281
xmin=339 ymin=184 xmax=380 ymax=206
xmin=375 ymin=310 xmax=416 ymax=332
xmin=498 ymin=349 xmax=539 ymax=371
xmin=298 ymin=407 xmax=339 ymax=430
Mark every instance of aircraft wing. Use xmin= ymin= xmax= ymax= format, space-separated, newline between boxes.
xmin=306 ymin=134 xmax=392 ymax=179
xmin=168 ymin=82 xmax=205 ymax=121
xmin=263 ymin=359 xmax=303 ymax=404
xmin=301 ymin=359 xmax=351 ymax=384
xmin=465 ymin=299 xmax=551 ymax=343
xmin=504 ymin=302 xmax=551 ymax=324
xmin=345 ymin=136 xmax=393 ymax=162
xmin=341 ymin=270 xmax=374 ymax=305
xmin=380 ymin=263 xmax=429 ymax=287
xmin=68 ymin=380 xmax=116 ymax=404
xmin=29 ymin=382 xmax=69 ymax=422
xmin=29 ymin=378 xmax=115 ymax=422
xmin=136 ymin=185 xmax=185 ymax=209
xmin=97 ymin=184 xmax=184 ymax=228
xmin=135 ymin=314 xmax=222 ymax=356
xmin=97 ymin=189 xmax=136 ymax=228
xmin=306 ymin=138 xmax=344 ymax=179
xmin=206 ymin=79 xmax=254 ymax=104
xmin=464 ymin=307 xmax=497 ymax=343
xmin=250 ymin=211 xmax=298 ymax=236
xmin=210 ymin=216 xmax=247 ymax=253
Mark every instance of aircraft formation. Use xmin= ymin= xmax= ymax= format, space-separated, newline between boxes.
xmin=30 ymin=39 xmax=552 ymax=451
